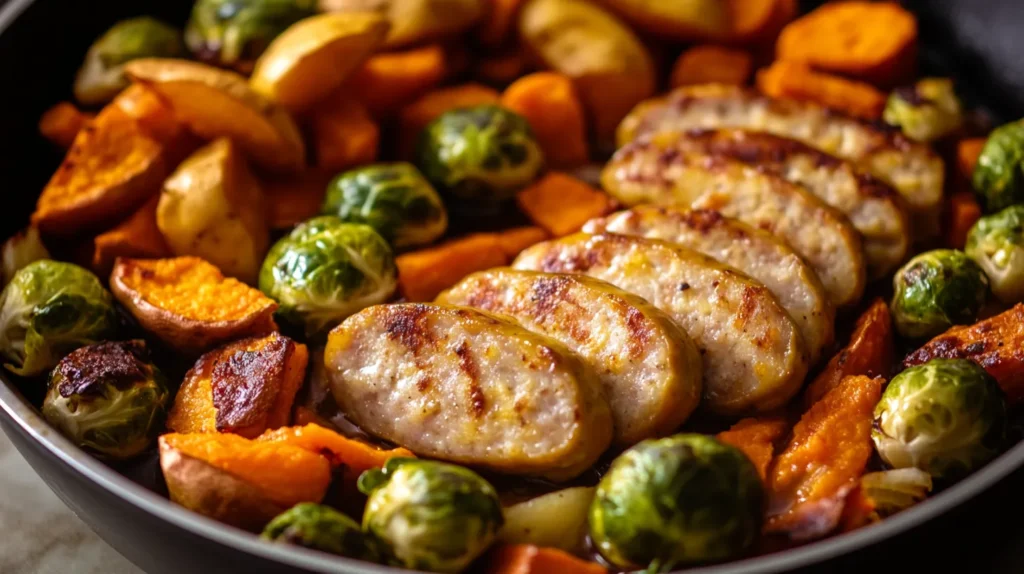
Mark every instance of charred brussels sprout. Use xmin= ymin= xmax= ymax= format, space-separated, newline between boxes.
xmin=262 ymin=503 xmax=379 ymax=560
xmin=41 ymin=340 xmax=168 ymax=460
xmin=965 ymin=204 xmax=1024 ymax=303
xmin=322 ymin=163 xmax=448 ymax=249
xmin=0 ymin=260 xmax=118 ymax=377
xmin=259 ymin=216 xmax=397 ymax=337
xmin=873 ymin=359 xmax=1007 ymax=481
xmin=74 ymin=17 xmax=185 ymax=106
xmin=185 ymin=0 xmax=317 ymax=73
xmin=415 ymin=105 xmax=544 ymax=210
xmin=891 ymin=249 xmax=988 ymax=339
xmin=973 ymin=121 xmax=1024 ymax=213
xmin=883 ymin=78 xmax=963 ymax=143
xmin=589 ymin=434 xmax=763 ymax=571
xmin=358 ymin=458 xmax=503 ymax=573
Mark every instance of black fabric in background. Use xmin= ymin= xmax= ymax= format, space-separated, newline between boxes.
xmin=0 ymin=0 xmax=1023 ymax=573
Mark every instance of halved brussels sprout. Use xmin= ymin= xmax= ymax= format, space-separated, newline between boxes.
xmin=965 ymin=204 xmax=1024 ymax=303
xmin=883 ymin=78 xmax=963 ymax=143
xmin=322 ymin=163 xmax=448 ymax=249
xmin=0 ymin=260 xmax=118 ymax=377
xmin=589 ymin=434 xmax=763 ymax=571
xmin=185 ymin=0 xmax=318 ymax=73
xmin=973 ymin=121 xmax=1024 ymax=213
xmin=358 ymin=457 xmax=504 ymax=573
xmin=2 ymin=227 xmax=50 ymax=287
xmin=262 ymin=503 xmax=380 ymax=560
xmin=74 ymin=17 xmax=185 ymax=106
xmin=415 ymin=105 xmax=544 ymax=211
xmin=891 ymin=249 xmax=989 ymax=339
xmin=41 ymin=340 xmax=168 ymax=460
xmin=859 ymin=468 xmax=932 ymax=518
xmin=873 ymin=358 xmax=1006 ymax=481
xmin=259 ymin=216 xmax=397 ymax=337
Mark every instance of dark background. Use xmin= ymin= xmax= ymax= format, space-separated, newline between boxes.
xmin=1 ymin=0 xmax=1024 ymax=572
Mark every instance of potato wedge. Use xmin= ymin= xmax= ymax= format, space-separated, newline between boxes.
xmin=157 ymin=138 xmax=269 ymax=284
xmin=92 ymin=196 xmax=171 ymax=277
xmin=124 ymin=58 xmax=306 ymax=174
xmin=159 ymin=432 xmax=330 ymax=531
xmin=111 ymin=256 xmax=278 ymax=356
xmin=320 ymin=0 xmax=485 ymax=49
xmin=166 ymin=332 xmax=308 ymax=437
xmin=597 ymin=0 xmax=728 ymax=40
xmin=250 ymin=12 xmax=389 ymax=112
xmin=519 ymin=0 xmax=656 ymax=144
xmin=32 ymin=104 xmax=166 ymax=237
xmin=498 ymin=487 xmax=595 ymax=553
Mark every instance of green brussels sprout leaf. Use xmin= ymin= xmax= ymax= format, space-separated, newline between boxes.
xmin=872 ymin=358 xmax=1007 ymax=481
xmin=263 ymin=503 xmax=379 ymax=560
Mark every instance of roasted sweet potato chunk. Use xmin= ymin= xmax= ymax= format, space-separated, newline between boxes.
xmin=903 ymin=304 xmax=1024 ymax=404
xmin=396 ymin=233 xmax=508 ymax=301
xmin=111 ymin=256 xmax=278 ymax=355
xmin=717 ymin=416 xmax=790 ymax=481
xmin=167 ymin=332 xmax=308 ymax=438
xmin=350 ymin=44 xmax=447 ymax=116
xmin=159 ymin=432 xmax=330 ymax=531
xmin=309 ymin=96 xmax=380 ymax=172
xmin=765 ymin=375 xmax=884 ymax=540
xmin=497 ymin=226 xmax=549 ymax=261
xmin=515 ymin=173 xmax=615 ymax=237
xmin=91 ymin=196 xmax=171 ymax=277
xmin=38 ymin=102 xmax=91 ymax=149
xmin=804 ymin=298 xmax=893 ymax=407
xmin=483 ymin=544 xmax=608 ymax=574
xmin=32 ymin=104 xmax=167 ymax=237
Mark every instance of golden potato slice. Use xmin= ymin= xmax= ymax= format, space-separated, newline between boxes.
xmin=519 ymin=0 xmax=656 ymax=144
xmin=157 ymin=138 xmax=270 ymax=284
xmin=124 ymin=58 xmax=306 ymax=174
xmin=165 ymin=332 xmax=308 ymax=438
xmin=598 ymin=0 xmax=728 ymax=39
xmin=110 ymin=256 xmax=278 ymax=355
xmin=250 ymin=12 xmax=389 ymax=112
xmin=320 ymin=0 xmax=485 ymax=49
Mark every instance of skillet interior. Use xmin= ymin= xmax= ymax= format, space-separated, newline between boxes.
xmin=2 ymin=0 xmax=1024 ymax=572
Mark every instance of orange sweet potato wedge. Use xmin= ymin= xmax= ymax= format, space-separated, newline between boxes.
xmin=670 ymin=45 xmax=752 ymax=88
xmin=38 ymin=102 xmax=92 ymax=149
xmin=257 ymin=423 xmax=413 ymax=486
xmin=765 ymin=374 xmax=884 ymax=540
xmin=159 ymin=432 xmax=330 ymax=531
xmin=111 ymin=256 xmax=279 ymax=355
xmin=804 ymin=298 xmax=893 ymax=407
xmin=501 ymin=72 xmax=589 ymax=168
xmin=497 ymin=226 xmax=549 ymax=261
xmin=309 ymin=96 xmax=379 ymax=172
xmin=717 ymin=416 xmax=790 ymax=481
xmin=757 ymin=60 xmax=887 ymax=120
xmin=775 ymin=1 xmax=918 ymax=87
xmin=112 ymin=84 xmax=196 ymax=162
xmin=397 ymin=233 xmax=507 ymax=302
xmin=32 ymin=104 xmax=167 ymax=237
xmin=397 ymin=83 xmax=501 ymax=159
xmin=350 ymin=44 xmax=447 ymax=117
xmin=903 ymin=303 xmax=1024 ymax=404
xmin=516 ymin=172 xmax=616 ymax=237
xmin=945 ymin=192 xmax=982 ymax=250
xmin=263 ymin=169 xmax=333 ymax=230
xmin=91 ymin=196 xmax=171 ymax=277
xmin=167 ymin=332 xmax=308 ymax=438
xmin=483 ymin=544 xmax=608 ymax=574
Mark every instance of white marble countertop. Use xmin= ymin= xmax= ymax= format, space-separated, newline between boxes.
xmin=0 ymin=428 xmax=140 ymax=574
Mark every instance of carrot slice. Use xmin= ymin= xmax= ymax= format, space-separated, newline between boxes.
xmin=765 ymin=374 xmax=884 ymax=540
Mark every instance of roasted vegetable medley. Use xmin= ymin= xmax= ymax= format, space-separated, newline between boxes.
xmin=17 ymin=0 xmax=1024 ymax=572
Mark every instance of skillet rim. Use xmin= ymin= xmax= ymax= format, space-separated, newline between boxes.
xmin=2 ymin=0 xmax=1024 ymax=572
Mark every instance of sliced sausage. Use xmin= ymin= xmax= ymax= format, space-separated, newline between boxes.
xmin=616 ymin=84 xmax=944 ymax=240
xmin=652 ymin=128 xmax=910 ymax=279
xmin=512 ymin=233 xmax=809 ymax=415
xmin=583 ymin=206 xmax=834 ymax=365
xmin=437 ymin=268 xmax=703 ymax=445
xmin=602 ymin=147 xmax=866 ymax=308
xmin=325 ymin=303 xmax=613 ymax=482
